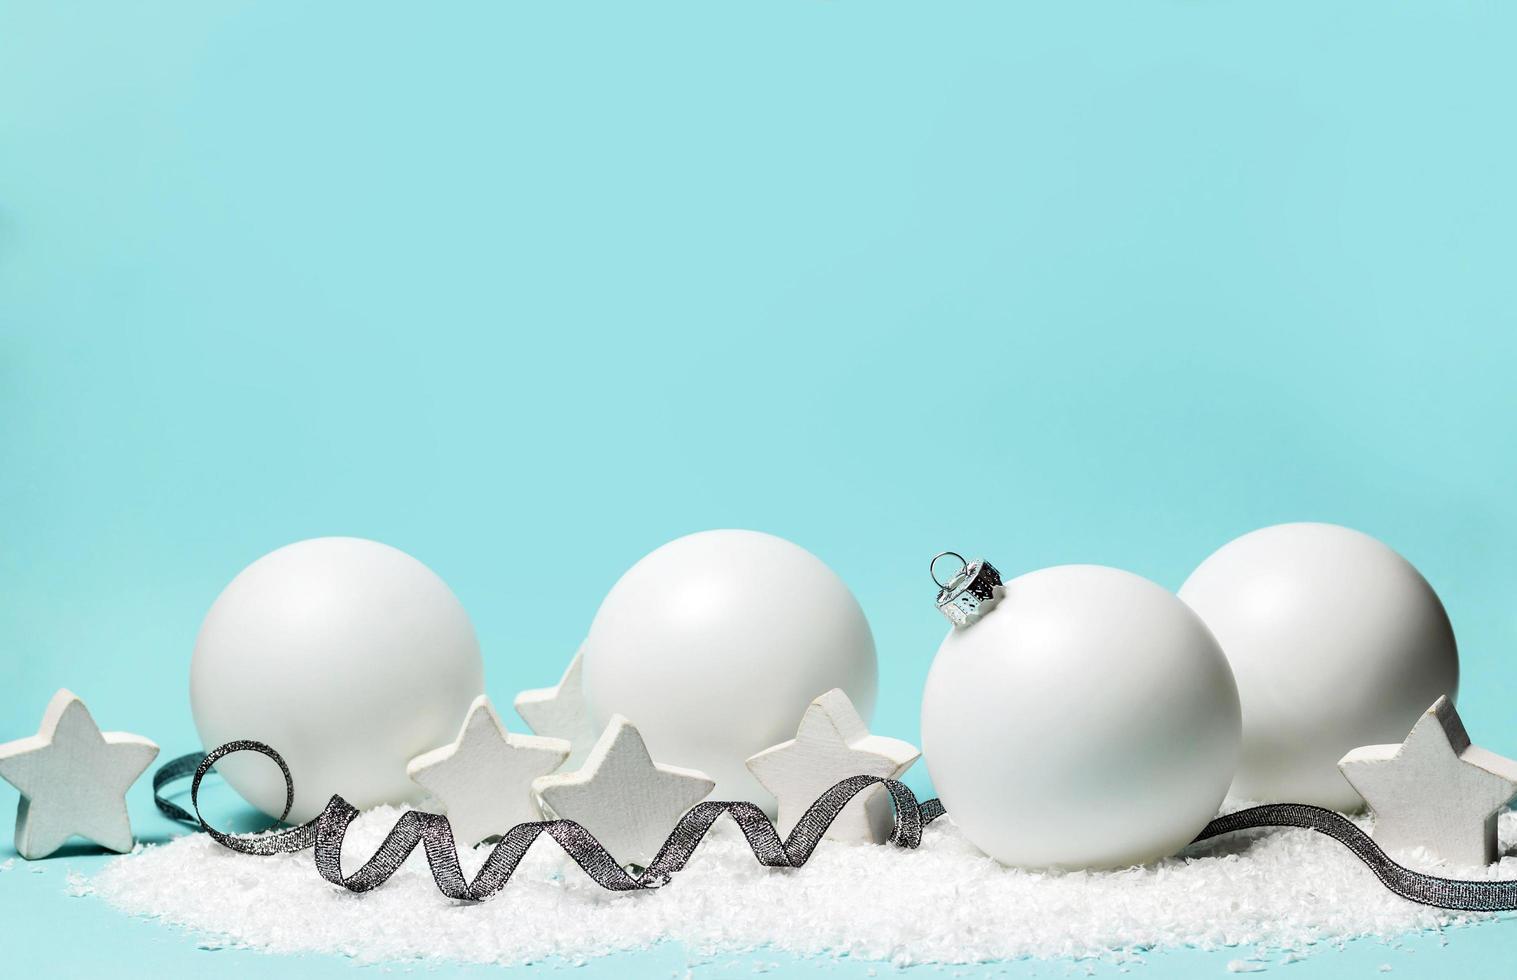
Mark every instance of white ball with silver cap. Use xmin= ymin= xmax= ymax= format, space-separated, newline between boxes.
xmin=921 ymin=551 xmax=1242 ymax=869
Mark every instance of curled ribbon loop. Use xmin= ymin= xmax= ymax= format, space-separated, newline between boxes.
xmin=155 ymin=741 xmax=946 ymax=901
xmin=156 ymin=743 xmax=1517 ymax=910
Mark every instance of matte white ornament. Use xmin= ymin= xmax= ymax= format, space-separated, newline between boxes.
xmin=0 ymin=690 xmax=159 ymax=859
xmin=921 ymin=560 xmax=1241 ymax=870
xmin=513 ymin=648 xmax=598 ymax=769
xmin=406 ymin=696 xmax=570 ymax=846
xmin=745 ymin=688 xmax=919 ymax=844
xmin=1179 ymin=523 xmax=1459 ymax=810
xmin=533 ymin=715 xmax=714 ymax=868
xmin=191 ymin=537 xmax=485 ymax=824
xmin=582 ymin=529 xmax=877 ymax=809
xmin=1338 ymin=696 xmax=1517 ymax=867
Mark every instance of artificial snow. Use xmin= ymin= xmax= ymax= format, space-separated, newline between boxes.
xmin=65 ymin=869 xmax=95 ymax=897
xmin=91 ymin=807 xmax=1517 ymax=968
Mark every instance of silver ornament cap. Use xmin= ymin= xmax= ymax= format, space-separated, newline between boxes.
xmin=930 ymin=552 xmax=1003 ymax=627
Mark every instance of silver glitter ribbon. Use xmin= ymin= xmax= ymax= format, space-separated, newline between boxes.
xmin=155 ymin=743 xmax=1517 ymax=910
xmin=155 ymin=741 xmax=945 ymax=899
xmin=1193 ymin=804 xmax=1517 ymax=912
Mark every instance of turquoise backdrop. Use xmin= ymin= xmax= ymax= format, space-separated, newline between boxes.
xmin=3 ymin=2 xmax=1515 ymax=977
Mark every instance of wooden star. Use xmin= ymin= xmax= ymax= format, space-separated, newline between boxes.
xmin=0 ymin=689 xmax=159 ymax=859
xmin=532 ymin=715 xmax=714 ymax=868
xmin=745 ymin=688 xmax=919 ymax=844
xmin=1338 ymin=695 xmax=1517 ymax=867
xmin=406 ymin=695 xmax=570 ymax=846
xmin=514 ymin=648 xmax=600 ymax=769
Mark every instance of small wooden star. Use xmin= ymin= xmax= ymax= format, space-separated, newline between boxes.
xmin=514 ymin=648 xmax=600 ymax=769
xmin=0 ymin=689 xmax=159 ymax=859
xmin=406 ymin=695 xmax=570 ymax=846
xmin=533 ymin=715 xmax=713 ymax=868
xmin=745 ymin=688 xmax=919 ymax=844
xmin=1338 ymin=695 xmax=1517 ymax=867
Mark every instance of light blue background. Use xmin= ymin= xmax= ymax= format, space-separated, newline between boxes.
xmin=3 ymin=2 xmax=1515 ymax=976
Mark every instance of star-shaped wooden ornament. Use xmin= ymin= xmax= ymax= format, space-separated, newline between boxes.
xmin=0 ymin=689 xmax=159 ymax=859
xmin=532 ymin=715 xmax=714 ymax=868
xmin=406 ymin=695 xmax=570 ymax=846
xmin=513 ymin=648 xmax=600 ymax=769
xmin=745 ymin=688 xmax=919 ymax=844
xmin=1338 ymin=695 xmax=1517 ymax=867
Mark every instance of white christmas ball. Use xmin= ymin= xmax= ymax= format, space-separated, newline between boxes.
xmin=1179 ymin=522 xmax=1458 ymax=811
xmin=922 ymin=564 xmax=1240 ymax=869
xmin=191 ymin=537 xmax=485 ymax=823
xmin=581 ymin=530 xmax=877 ymax=806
